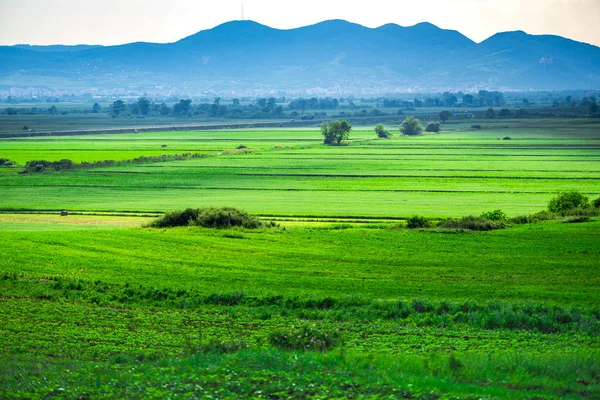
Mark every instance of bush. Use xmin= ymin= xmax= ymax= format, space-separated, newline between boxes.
xmin=149 ymin=207 xmax=265 ymax=229
xmin=593 ymin=196 xmax=600 ymax=208
xmin=425 ymin=122 xmax=440 ymax=133
xmin=374 ymin=124 xmax=389 ymax=138
xmin=547 ymin=191 xmax=590 ymax=213
xmin=0 ymin=158 xmax=15 ymax=167
xmin=399 ymin=116 xmax=423 ymax=136
xmin=471 ymin=125 xmax=482 ymax=130
xmin=268 ymin=326 xmax=340 ymax=352
xmin=480 ymin=209 xmax=508 ymax=221
xmin=406 ymin=215 xmax=431 ymax=229
xmin=503 ymin=136 xmax=511 ymax=140
xmin=439 ymin=216 xmax=506 ymax=231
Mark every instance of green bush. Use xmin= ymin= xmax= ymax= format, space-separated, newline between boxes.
xmin=374 ymin=123 xmax=389 ymax=138
xmin=399 ymin=116 xmax=423 ymax=136
xmin=480 ymin=209 xmax=508 ymax=221
xmin=268 ymin=326 xmax=340 ymax=352
xmin=425 ymin=122 xmax=440 ymax=133
xmin=547 ymin=191 xmax=590 ymax=213
xmin=149 ymin=207 xmax=265 ymax=229
xmin=406 ymin=215 xmax=431 ymax=229
xmin=0 ymin=158 xmax=15 ymax=167
xmin=439 ymin=216 xmax=505 ymax=231
xmin=593 ymin=196 xmax=600 ymax=208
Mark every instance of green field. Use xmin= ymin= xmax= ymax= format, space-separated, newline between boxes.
xmin=1 ymin=118 xmax=599 ymax=398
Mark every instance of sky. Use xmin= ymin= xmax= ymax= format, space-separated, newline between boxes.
xmin=0 ymin=0 xmax=599 ymax=47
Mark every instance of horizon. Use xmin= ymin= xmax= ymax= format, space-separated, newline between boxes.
xmin=6 ymin=19 xmax=600 ymax=49
xmin=1 ymin=0 xmax=599 ymax=47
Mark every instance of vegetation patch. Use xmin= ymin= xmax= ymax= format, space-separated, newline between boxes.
xmin=148 ymin=207 xmax=270 ymax=229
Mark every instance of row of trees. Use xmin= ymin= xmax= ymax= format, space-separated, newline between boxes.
xmin=322 ymin=117 xmax=441 ymax=145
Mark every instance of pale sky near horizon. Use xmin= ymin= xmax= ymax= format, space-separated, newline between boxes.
xmin=0 ymin=0 xmax=599 ymax=47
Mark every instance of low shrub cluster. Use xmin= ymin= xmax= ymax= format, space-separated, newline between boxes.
xmin=438 ymin=216 xmax=506 ymax=231
xmin=268 ymin=326 xmax=340 ymax=351
xmin=0 ymin=157 xmax=16 ymax=167
xmin=149 ymin=207 xmax=272 ymax=229
xmin=406 ymin=215 xmax=431 ymax=229
xmin=548 ymin=191 xmax=590 ymax=213
xmin=425 ymin=122 xmax=440 ymax=133
xmin=20 ymin=153 xmax=209 ymax=173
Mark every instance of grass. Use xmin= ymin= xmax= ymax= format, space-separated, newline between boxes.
xmin=0 ymin=118 xmax=599 ymax=397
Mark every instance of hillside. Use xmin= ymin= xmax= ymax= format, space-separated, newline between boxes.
xmin=1 ymin=20 xmax=599 ymax=93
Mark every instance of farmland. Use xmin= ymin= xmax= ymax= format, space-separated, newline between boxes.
xmin=1 ymin=118 xmax=600 ymax=398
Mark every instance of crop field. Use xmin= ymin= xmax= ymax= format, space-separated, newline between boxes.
xmin=1 ymin=118 xmax=599 ymax=398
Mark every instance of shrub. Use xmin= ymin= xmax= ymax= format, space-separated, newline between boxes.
xmin=593 ymin=196 xmax=600 ymax=208
xmin=406 ymin=215 xmax=431 ymax=229
xmin=439 ymin=216 xmax=505 ymax=231
xmin=148 ymin=207 xmax=265 ymax=229
xmin=149 ymin=208 xmax=200 ymax=228
xmin=503 ymin=136 xmax=511 ymax=140
xmin=374 ymin=123 xmax=389 ymax=138
xmin=399 ymin=116 xmax=423 ymax=136
xmin=425 ymin=122 xmax=440 ymax=133
xmin=480 ymin=209 xmax=508 ymax=221
xmin=268 ymin=326 xmax=340 ymax=352
xmin=470 ymin=125 xmax=482 ymax=130
xmin=193 ymin=207 xmax=263 ymax=229
xmin=197 ymin=338 xmax=248 ymax=354
xmin=565 ymin=216 xmax=591 ymax=223
xmin=236 ymin=144 xmax=247 ymax=149
xmin=547 ymin=191 xmax=590 ymax=213
xmin=0 ymin=158 xmax=15 ymax=167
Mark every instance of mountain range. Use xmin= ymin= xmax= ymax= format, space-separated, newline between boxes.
xmin=1 ymin=20 xmax=600 ymax=95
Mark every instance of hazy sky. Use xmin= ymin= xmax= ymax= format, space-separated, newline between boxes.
xmin=1 ymin=0 xmax=599 ymax=46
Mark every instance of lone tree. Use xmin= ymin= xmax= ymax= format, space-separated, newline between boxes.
xmin=374 ymin=123 xmax=389 ymax=138
xmin=399 ymin=116 xmax=423 ymax=136
xmin=321 ymin=120 xmax=352 ymax=145
xmin=439 ymin=110 xmax=452 ymax=122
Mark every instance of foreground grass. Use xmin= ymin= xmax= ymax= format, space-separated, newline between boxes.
xmin=2 ymin=350 xmax=598 ymax=399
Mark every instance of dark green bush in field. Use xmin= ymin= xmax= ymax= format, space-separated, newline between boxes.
xmin=593 ymin=196 xmax=600 ymax=208
xmin=548 ymin=191 xmax=590 ymax=213
xmin=374 ymin=123 xmax=389 ymax=138
xmin=425 ymin=122 xmax=441 ymax=133
xmin=149 ymin=207 xmax=265 ymax=229
xmin=0 ymin=158 xmax=15 ymax=167
xmin=406 ymin=215 xmax=431 ymax=229
xmin=268 ymin=326 xmax=340 ymax=351
xmin=511 ymin=210 xmax=555 ymax=224
xmin=470 ymin=125 xmax=482 ymax=130
xmin=503 ymin=136 xmax=512 ymax=140
xmin=480 ymin=209 xmax=508 ymax=221
xmin=439 ymin=216 xmax=505 ymax=231
xmin=399 ymin=116 xmax=423 ymax=136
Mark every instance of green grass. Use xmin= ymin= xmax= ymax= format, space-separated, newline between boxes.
xmin=1 ymin=118 xmax=599 ymax=398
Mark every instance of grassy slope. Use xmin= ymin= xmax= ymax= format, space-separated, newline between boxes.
xmin=1 ymin=119 xmax=599 ymax=398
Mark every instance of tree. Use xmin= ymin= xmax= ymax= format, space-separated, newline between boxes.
xmin=92 ymin=103 xmax=101 ymax=113
xmin=109 ymin=100 xmax=126 ymax=117
xmin=485 ymin=108 xmax=495 ymax=118
xmin=439 ymin=110 xmax=451 ymax=122
xmin=462 ymin=94 xmax=474 ymax=105
xmin=374 ymin=124 xmax=389 ymax=138
xmin=399 ymin=116 xmax=423 ymax=136
xmin=136 ymin=97 xmax=150 ymax=116
xmin=321 ymin=120 xmax=352 ymax=145
xmin=590 ymin=102 xmax=599 ymax=116
xmin=425 ymin=122 xmax=440 ymax=132
xmin=47 ymin=105 xmax=57 ymax=115
xmin=497 ymin=108 xmax=512 ymax=118
xmin=173 ymin=99 xmax=192 ymax=116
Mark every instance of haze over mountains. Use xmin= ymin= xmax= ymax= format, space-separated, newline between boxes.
xmin=2 ymin=19 xmax=600 ymax=96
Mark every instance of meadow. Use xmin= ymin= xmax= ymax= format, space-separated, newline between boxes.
xmin=1 ymin=118 xmax=599 ymax=398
